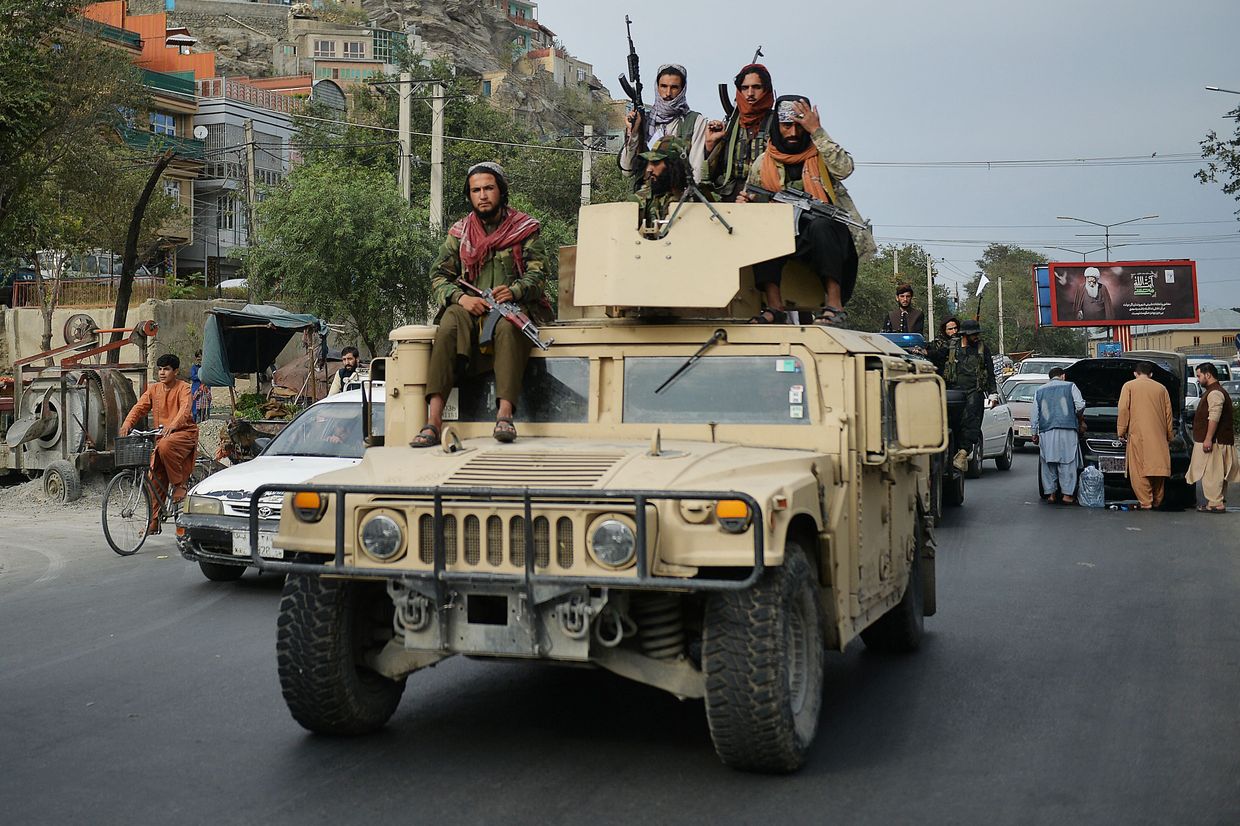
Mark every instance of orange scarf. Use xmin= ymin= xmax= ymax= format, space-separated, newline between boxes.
xmin=758 ymin=145 xmax=834 ymax=204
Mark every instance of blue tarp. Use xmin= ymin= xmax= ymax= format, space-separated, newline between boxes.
xmin=199 ymin=304 xmax=325 ymax=388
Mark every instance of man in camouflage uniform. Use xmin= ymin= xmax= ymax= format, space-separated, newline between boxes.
xmin=415 ymin=162 xmax=548 ymax=446
xmin=706 ymin=63 xmax=777 ymax=201
xmin=929 ymin=318 xmax=997 ymax=471
xmin=631 ymin=135 xmax=695 ymax=230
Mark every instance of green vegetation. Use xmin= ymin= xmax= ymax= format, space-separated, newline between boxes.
xmin=1198 ymin=104 xmax=1240 ymax=211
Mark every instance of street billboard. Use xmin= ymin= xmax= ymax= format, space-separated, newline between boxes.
xmin=1045 ymin=260 xmax=1198 ymax=327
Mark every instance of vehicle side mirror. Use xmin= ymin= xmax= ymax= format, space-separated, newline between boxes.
xmin=890 ymin=373 xmax=948 ymax=454
xmin=254 ymin=437 xmax=272 ymax=453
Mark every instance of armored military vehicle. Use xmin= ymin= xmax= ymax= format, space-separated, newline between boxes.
xmin=241 ymin=200 xmax=948 ymax=773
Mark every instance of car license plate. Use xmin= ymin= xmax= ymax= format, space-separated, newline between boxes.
xmin=1099 ymin=456 xmax=1126 ymax=474
xmin=232 ymin=530 xmax=283 ymax=559
xmin=1016 ymin=425 xmax=1031 ymax=437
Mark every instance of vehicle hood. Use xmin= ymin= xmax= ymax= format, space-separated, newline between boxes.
xmin=304 ymin=438 xmax=825 ymax=502
xmin=1065 ymin=357 xmax=1182 ymax=417
xmin=191 ymin=455 xmax=362 ymax=499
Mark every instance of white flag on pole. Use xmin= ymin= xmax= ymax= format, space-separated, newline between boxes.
xmin=975 ymin=274 xmax=991 ymax=296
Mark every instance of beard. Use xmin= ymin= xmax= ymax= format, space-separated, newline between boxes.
xmin=472 ymin=203 xmax=503 ymax=223
xmin=1085 ymin=282 xmax=1100 ymax=299
xmin=649 ymin=168 xmax=673 ymax=196
xmin=772 ymin=127 xmax=811 ymax=154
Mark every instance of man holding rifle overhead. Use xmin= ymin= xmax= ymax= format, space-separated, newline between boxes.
xmin=737 ymin=95 xmax=876 ymax=327
xmin=706 ymin=61 xmax=778 ymax=201
xmin=619 ymin=63 xmax=709 ymax=185
xmin=414 ymin=162 xmax=548 ymax=447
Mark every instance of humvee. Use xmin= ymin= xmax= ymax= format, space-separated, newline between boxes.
xmin=248 ymin=201 xmax=948 ymax=773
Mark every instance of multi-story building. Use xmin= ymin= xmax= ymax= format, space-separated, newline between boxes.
xmin=274 ymin=15 xmax=411 ymax=89
xmin=84 ymin=2 xmax=210 ymax=273
xmin=177 ymin=78 xmax=300 ymax=283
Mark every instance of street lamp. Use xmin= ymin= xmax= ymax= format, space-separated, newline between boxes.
xmin=1045 ymin=245 xmax=1126 ymax=261
xmin=1055 ymin=215 xmax=1158 ymax=258
xmin=1205 ymin=86 xmax=1240 ymax=95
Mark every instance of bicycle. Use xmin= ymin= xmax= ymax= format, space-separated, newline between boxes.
xmin=102 ymin=428 xmax=214 ymax=557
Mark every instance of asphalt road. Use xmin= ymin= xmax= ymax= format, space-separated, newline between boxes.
xmin=1 ymin=454 xmax=1238 ymax=825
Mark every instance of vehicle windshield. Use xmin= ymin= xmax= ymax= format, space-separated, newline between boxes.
xmin=264 ymin=402 xmax=384 ymax=459
xmin=1019 ymin=359 xmax=1070 ymax=374
xmin=624 ymin=356 xmax=811 ymax=424
xmin=1185 ymin=383 xmax=1199 ymax=398
xmin=446 ymin=358 xmax=589 ymax=423
xmin=1001 ymin=381 xmax=1042 ymax=402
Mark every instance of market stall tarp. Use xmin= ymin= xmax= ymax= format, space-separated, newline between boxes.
xmin=200 ymin=304 xmax=325 ymax=387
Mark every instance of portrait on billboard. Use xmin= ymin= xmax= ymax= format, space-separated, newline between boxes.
xmin=1047 ymin=261 xmax=1198 ymax=326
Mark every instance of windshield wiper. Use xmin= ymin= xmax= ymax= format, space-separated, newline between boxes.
xmin=655 ymin=329 xmax=727 ymax=395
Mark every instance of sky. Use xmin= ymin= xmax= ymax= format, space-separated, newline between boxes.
xmin=538 ymin=0 xmax=1240 ymax=312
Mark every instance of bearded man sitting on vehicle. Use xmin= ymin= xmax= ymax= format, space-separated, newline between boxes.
xmin=737 ymin=95 xmax=876 ymax=327
xmin=414 ymin=162 xmax=549 ymax=447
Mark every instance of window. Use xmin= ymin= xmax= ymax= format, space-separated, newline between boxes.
xmin=313 ymin=39 xmax=336 ymax=58
xmin=576 ymin=68 xmax=586 ymax=83
xmin=282 ymin=44 xmax=296 ymax=55
xmin=343 ymin=41 xmax=364 ymax=59
xmin=1193 ymin=336 xmax=1201 ymax=345
xmin=162 ymin=179 xmax=181 ymax=200
xmin=216 ymin=193 xmax=234 ymax=231
xmin=482 ymin=80 xmax=492 ymax=97
xmin=149 ymin=111 xmax=176 ymax=136
xmin=623 ymin=357 xmax=812 ymax=425
xmin=445 ymin=359 xmax=589 ymax=424
xmin=315 ymin=67 xmax=330 ymax=79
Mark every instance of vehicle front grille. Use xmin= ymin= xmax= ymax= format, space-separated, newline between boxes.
xmin=416 ymin=512 xmax=563 ymax=571
xmin=444 ymin=451 xmax=626 ymax=489
xmin=1086 ymin=438 xmax=1125 ymax=454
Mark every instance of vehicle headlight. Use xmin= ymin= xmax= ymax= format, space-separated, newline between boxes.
xmin=359 ymin=513 xmax=405 ymax=561
xmin=589 ymin=518 xmax=636 ymax=569
xmin=185 ymin=494 xmax=222 ymax=515
xmin=291 ymin=491 xmax=328 ymax=523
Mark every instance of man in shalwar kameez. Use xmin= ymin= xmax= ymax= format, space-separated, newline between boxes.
xmin=121 ymin=353 xmax=199 ymax=532
xmin=1031 ymin=367 xmax=1085 ymax=504
xmin=1116 ymin=361 xmax=1173 ymax=509
xmin=1186 ymin=362 xmax=1239 ymax=512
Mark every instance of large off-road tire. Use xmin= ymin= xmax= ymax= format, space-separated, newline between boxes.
xmin=995 ymin=431 xmax=1014 ymax=471
xmin=43 ymin=459 xmax=82 ymax=504
xmin=199 ymin=560 xmax=245 ymax=582
xmin=277 ymin=574 xmax=405 ymax=735
xmin=928 ymin=455 xmax=944 ymax=524
xmin=703 ymin=541 xmax=825 ymax=774
xmin=943 ymin=461 xmax=965 ymax=508
xmin=860 ymin=515 xmax=926 ymax=654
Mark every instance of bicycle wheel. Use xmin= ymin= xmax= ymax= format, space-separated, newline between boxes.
xmin=102 ymin=469 xmax=152 ymax=557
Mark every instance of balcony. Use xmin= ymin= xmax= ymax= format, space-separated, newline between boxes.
xmin=118 ymin=125 xmax=206 ymax=162
xmin=142 ymin=69 xmax=197 ymax=102
xmin=197 ymin=77 xmax=305 ymax=115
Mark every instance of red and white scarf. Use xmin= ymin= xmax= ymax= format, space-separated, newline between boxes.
xmin=448 ymin=208 xmax=541 ymax=281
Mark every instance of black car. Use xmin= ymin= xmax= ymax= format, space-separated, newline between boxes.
xmin=1061 ymin=351 xmax=1194 ymax=506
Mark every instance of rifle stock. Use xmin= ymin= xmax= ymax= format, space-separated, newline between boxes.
xmin=456 ymin=280 xmax=553 ymax=351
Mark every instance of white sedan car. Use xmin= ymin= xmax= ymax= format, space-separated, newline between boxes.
xmin=176 ymin=386 xmax=384 ymax=581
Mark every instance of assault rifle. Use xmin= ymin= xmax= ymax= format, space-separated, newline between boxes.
xmin=717 ymin=45 xmax=763 ymax=118
xmin=456 ymin=280 xmax=553 ymax=351
xmin=618 ymin=15 xmax=647 ymax=191
xmin=743 ymin=184 xmax=869 ymax=233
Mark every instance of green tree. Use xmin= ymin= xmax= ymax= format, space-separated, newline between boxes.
xmin=850 ymin=245 xmax=955 ymax=335
xmin=242 ymin=162 xmax=438 ymax=355
xmin=969 ymin=244 xmax=1087 ymax=356
xmin=1197 ymin=103 xmax=1240 ymax=211
xmin=0 ymin=1 xmax=147 ymax=247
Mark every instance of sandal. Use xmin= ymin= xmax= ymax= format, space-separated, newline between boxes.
xmin=411 ymin=424 xmax=441 ymax=448
xmin=1197 ymin=505 xmax=1226 ymax=514
xmin=493 ymin=417 xmax=517 ymax=443
xmin=813 ymin=305 xmax=849 ymax=328
xmin=748 ymin=308 xmax=787 ymax=324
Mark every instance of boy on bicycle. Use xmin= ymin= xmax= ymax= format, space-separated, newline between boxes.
xmin=120 ymin=353 xmax=199 ymax=533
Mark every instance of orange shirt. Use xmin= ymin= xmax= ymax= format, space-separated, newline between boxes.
xmin=123 ymin=379 xmax=197 ymax=435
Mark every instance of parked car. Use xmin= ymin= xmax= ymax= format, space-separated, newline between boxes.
xmin=176 ymin=385 xmax=385 ymax=581
xmin=1000 ymin=376 xmax=1049 ymax=449
xmin=965 ymin=388 xmax=1015 ymax=478
xmin=1187 ymin=357 xmax=1232 ymax=382
xmin=1016 ymin=356 xmax=1078 ymax=376
xmin=1061 ymin=352 xmax=1193 ymax=507
xmin=1184 ymin=377 xmax=1202 ymax=415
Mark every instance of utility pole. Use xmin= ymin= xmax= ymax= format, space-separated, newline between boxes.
xmin=997 ymin=276 xmax=1006 ymax=354
xmin=398 ymin=71 xmax=411 ymax=203
xmin=580 ymin=124 xmax=593 ymax=206
xmin=893 ymin=248 xmax=899 ymax=282
xmin=429 ymin=82 xmax=445 ymax=232
xmin=244 ymin=119 xmax=257 ymax=245
xmin=925 ymin=257 xmax=934 ymax=339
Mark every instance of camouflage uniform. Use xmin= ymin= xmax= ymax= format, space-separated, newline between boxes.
xmin=629 ymin=136 xmax=709 ymax=226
